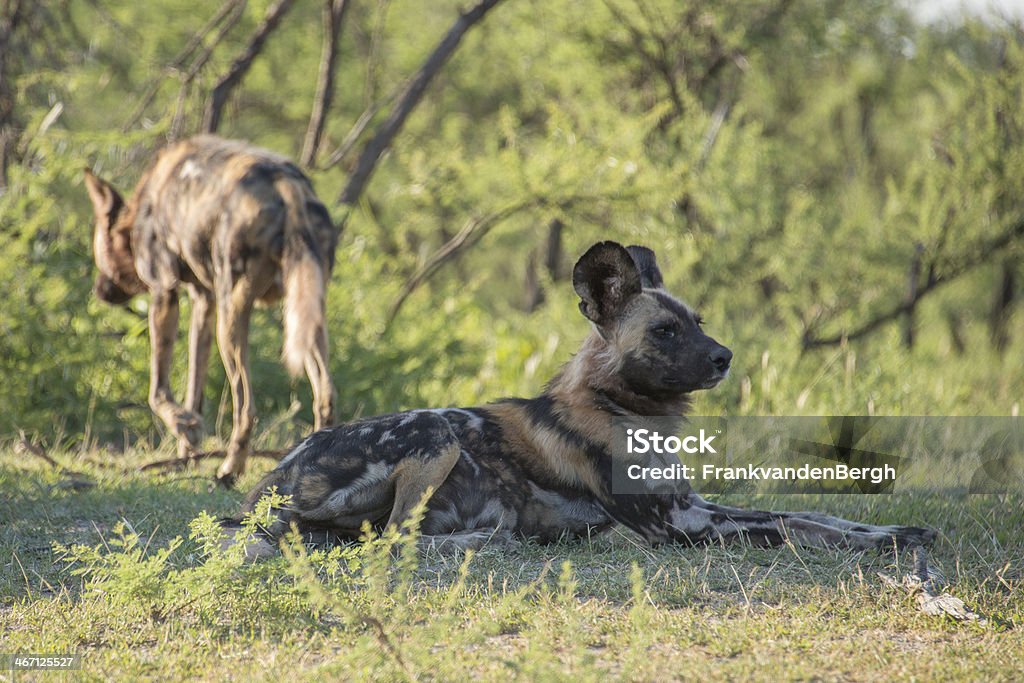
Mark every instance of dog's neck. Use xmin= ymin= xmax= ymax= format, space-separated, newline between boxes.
xmin=490 ymin=332 xmax=690 ymax=495
xmin=546 ymin=332 xmax=692 ymax=417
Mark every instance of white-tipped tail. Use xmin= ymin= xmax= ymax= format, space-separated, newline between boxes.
xmin=277 ymin=179 xmax=328 ymax=378
xmin=282 ymin=258 xmax=325 ymax=376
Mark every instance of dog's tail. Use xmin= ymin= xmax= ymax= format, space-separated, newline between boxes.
xmin=240 ymin=464 xmax=292 ymax=512
xmin=276 ymin=175 xmax=332 ymax=378
xmin=218 ymin=465 xmax=293 ymax=560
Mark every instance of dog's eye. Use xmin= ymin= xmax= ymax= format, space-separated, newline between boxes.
xmin=695 ymin=315 xmax=704 ymax=327
xmin=651 ymin=325 xmax=676 ymax=339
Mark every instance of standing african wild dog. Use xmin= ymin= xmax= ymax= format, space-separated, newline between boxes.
xmin=230 ymin=241 xmax=935 ymax=555
xmin=84 ymin=136 xmax=339 ymax=484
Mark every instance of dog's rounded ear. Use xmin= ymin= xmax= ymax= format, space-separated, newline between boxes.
xmin=83 ymin=168 xmax=123 ymax=220
xmin=572 ymin=241 xmax=643 ymax=325
xmin=625 ymin=245 xmax=664 ymax=289
xmin=84 ymin=168 xmax=140 ymax=296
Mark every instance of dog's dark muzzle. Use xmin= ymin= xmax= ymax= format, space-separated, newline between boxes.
xmin=94 ymin=273 xmax=134 ymax=305
xmin=698 ymin=342 xmax=732 ymax=388
xmin=709 ymin=345 xmax=732 ymax=373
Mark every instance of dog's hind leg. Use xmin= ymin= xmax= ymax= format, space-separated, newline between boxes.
xmin=228 ymin=412 xmax=465 ymax=553
xmin=304 ymin=325 xmax=334 ymax=432
xmin=213 ymin=270 xmax=265 ymax=485
xmin=418 ymin=528 xmax=517 ymax=554
xmin=385 ymin=441 xmax=462 ymax=532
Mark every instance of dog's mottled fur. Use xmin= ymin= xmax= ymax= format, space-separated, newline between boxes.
xmin=85 ymin=136 xmax=339 ymax=483
xmin=231 ymin=241 xmax=935 ymax=555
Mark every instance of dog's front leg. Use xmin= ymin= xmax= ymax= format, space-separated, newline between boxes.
xmin=214 ymin=277 xmax=259 ymax=485
xmin=184 ymin=284 xmax=216 ymax=422
xmin=668 ymin=494 xmax=936 ymax=551
xmin=148 ymin=288 xmax=202 ymax=455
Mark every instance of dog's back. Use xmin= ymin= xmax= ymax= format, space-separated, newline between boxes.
xmin=129 ymin=136 xmax=337 ymax=301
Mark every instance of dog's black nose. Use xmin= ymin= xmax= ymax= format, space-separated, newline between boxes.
xmin=709 ymin=346 xmax=732 ymax=372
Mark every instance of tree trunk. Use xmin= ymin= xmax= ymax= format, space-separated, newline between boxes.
xmin=0 ymin=0 xmax=24 ymax=190
xmin=902 ymin=243 xmax=923 ymax=349
xmin=989 ymin=259 xmax=1016 ymax=353
xmin=337 ymin=0 xmax=506 ymax=209
xmin=544 ymin=218 xmax=564 ymax=280
xmin=523 ymin=249 xmax=544 ymax=312
xmin=202 ymin=0 xmax=295 ymax=134
xmin=522 ymin=219 xmax=564 ymax=312
xmin=945 ymin=311 xmax=966 ymax=356
xmin=300 ymin=0 xmax=349 ymax=167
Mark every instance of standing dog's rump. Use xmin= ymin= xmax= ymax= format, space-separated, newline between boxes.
xmin=84 ymin=135 xmax=339 ymax=484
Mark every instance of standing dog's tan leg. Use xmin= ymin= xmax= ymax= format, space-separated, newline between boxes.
xmin=183 ymin=284 xmax=216 ymax=429
xmin=214 ymin=276 xmax=260 ymax=485
xmin=305 ymin=323 xmax=334 ymax=431
xmin=147 ymin=289 xmax=202 ymax=456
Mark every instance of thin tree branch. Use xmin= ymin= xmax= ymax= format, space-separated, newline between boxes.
xmin=17 ymin=429 xmax=60 ymax=469
xmin=802 ymin=220 xmax=1024 ymax=349
xmin=122 ymin=0 xmax=245 ymax=132
xmin=364 ymin=0 xmax=393 ymax=108
xmin=16 ymin=430 xmax=93 ymax=488
xmin=698 ymin=97 xmax=730 ymax=169
xmin=318 ymin=0 xmax=395 ymax=170
xmin=386 ymin=199 xmax=538 ymax=327
xmin=602 ymin=0 xmax=683 ymax=119
xmin=170 ymin=0 xmax=248 ymax=138
xmin=336 ymin=0 xmax=506 ymax=209
xmin=183 ymin=0 xmax=249 ymax=83
xmin=301 ymin=0 xmax=350 ymax=167
xmin=202 ymin=0 xmax=296 ymax=134
xmin=0 ymin=0 xmax=25 ymax=189
xmin=177 ymin=0 xmax=246 ymax=71
xmin=385 ymin=190 xmax=621 ymax=327
xmin=139 ymin=448 xmax=287 ymax=473
xmin=321 ymin=82 xmax=401 ymax=171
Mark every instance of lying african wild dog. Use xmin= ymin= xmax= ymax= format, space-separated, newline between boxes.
xmin=229 ymin=241 xmax=935 ymax=556
xmin=84 ymin=136 xmax=339 ymax=484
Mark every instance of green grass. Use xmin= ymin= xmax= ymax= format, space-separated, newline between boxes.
xmin=1 ymin=448 xmax=1022 ymax=682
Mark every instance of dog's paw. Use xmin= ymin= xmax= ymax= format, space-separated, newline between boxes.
xmin=172 ymin=410 xmax=203 ymax=449
xmin=419 ymin=528 xmax=517 ymax=554
xmin=214 ymin=471 xmax=238 ymax=489
xmin=479 ymin=529 xmax=521 ymax=550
